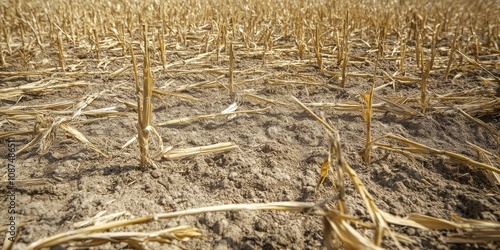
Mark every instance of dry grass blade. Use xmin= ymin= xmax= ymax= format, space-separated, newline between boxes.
xmin=0 ymin=178 xmax=48 ymax=188
xmin=292 ymin=98 xmax=347 ymax=213
xmin=149 ymin=125 xmax=172 ymax=160
xmin=121 ymin=134 xmax=139 ymax=150
xmin=74 ymin=211 xmax=128 ymax=229
xmin=27 ymin=226 xmax=203 ymax=250
xmin=467 ymin=142 xmax=500 ymax=188
xmin=323 ymin=210 xmax=384 ymax=250
xmin=451 ymin=214 xmax=500 ymax=228
xmin=2 ymin=235 xmax=15 ymax=250
xmin=268 ymin=79 xmax=336 ymax=88
xmin=360 ymin=83 xmax=375 ymax=163
xmin=454 ymin=107 xmax=500 ymax=143
xmin=36 ymin=117 xmax=65 ymax=154
xmin=242 ymin=92 xmax=288 ymax=106
xmin=6 ymin=101 xmax=74 ymax=110
xmin=344 ymin=161 xmax=402 ymax=247
xmin=153 ymin=89 xmax=202 ymax=102
xmin=80 ymin=108 xmax=135 ymax=117
xmin=15 ymin=129 xmax=45 ymax=155
xmin=389 ymin=75 xmax=422 ymax=84
xmin=457 ymin=50 xmax=500 ymax=82
xmin=379 ymin=210 xmax=428 ymax=230
xmin=374 ymin=96 xmax=421 ymax=116
xmin=448 ymin=230 xmax=500 ymax=243
xmin=157 ymin=107 xmax=270 ymax=126
xmin=26 ymin=201 xmax=317 ymax=250
xmin=381 ymin=133 xmax=500 ymax=174
xmin=68 ymin=117 xmax=113 ymax=126
xmin=0 ymin=80 xmax=92 ymax=99
xmin=71 ymin=91 xmax=105 ymax=120
xmin=407 ymin=214 xmax=466 ymax=229
xmin=291 ymin=96 xmax=336 ymax=133
xmin=447 ymin=215 xmax=500 ymax=243
xmin=175 ymin=76 xmax=224 ymax=92
xmin=163 ymin=142 xmax=238 ymax=160
xmin=306 ymin=101 xmax=365 ymax=111
xmin=0 ymin=130 xmax=34 ymax=140
xmin=0 ymin=109 xmax=40 ymax=118
xmin=106 ymin=65 xmax=132 ymax=80
xmin=59 ymin=122 xmax=109 ymax=158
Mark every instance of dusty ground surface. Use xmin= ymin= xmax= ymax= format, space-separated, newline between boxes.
xmin=1 ymin=0 xmax=499 ymax=249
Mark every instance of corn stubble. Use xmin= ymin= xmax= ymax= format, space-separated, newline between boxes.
xmin=0 ymin=0 xmax=499 ymax=249
xmin=136 ymin=24 xmax=154 ymax=167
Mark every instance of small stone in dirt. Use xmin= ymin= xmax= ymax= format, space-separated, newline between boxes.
xmin=159 ymin=197 xmax=167 ymax=206
xmin=303 ymin=186 xmax=315 ymax=195
xmin=144 ymin=184 xmax=152 ymax=193
xmin=150 ymin=170 xmax=161 ymax=178
xmin=167 ymin=175 xmax=178 ymax=183
xmin=405 ymin=228 xmax=416 ymax=236
xmin=228 ymin=171 xmax=238 ymax=180
xmin=254 ymin=219 xmax=269 ymax=232
xmin=213 ymin=219 xmax=229 ymax=234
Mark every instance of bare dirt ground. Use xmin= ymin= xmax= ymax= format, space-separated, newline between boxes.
xmin=1 ymin=0 xmax=499 ymax=249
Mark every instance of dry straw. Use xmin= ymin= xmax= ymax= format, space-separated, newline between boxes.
xmin=229 ymin=42 xmax=235 ymax=99
xmin=1 ymin=0 xmax=499 ymax=248
xmin=360 ymin=83 xmax=375 ymax=163
xmin=56 ymin=32 xmax=65 ymax=72
xmin=137 ymin=24 xmax=154 ymax=167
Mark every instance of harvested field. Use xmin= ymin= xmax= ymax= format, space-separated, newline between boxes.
xmin=0 ymin=0 xmax=499 ymax=249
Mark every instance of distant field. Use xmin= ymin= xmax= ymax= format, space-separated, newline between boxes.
xmin=0 ymin=0 xmax=499 ymax=249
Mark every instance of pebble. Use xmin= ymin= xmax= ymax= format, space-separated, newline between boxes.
xmin=159 ymin=197 xmax=167 ymax=206
xmin=213 ymin=219 xmax=229 ymax=234
xmin=150 ymin=170 xmax=161 ymax=178
xmin=228 ymin=171 xmax=238 ymax=180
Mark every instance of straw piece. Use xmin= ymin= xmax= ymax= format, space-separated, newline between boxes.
xmin=153 ymin=89 xmax=202 ymax=102
xmin=59 ymin=122 xmax=109 ymax=158
xmin=71 ymin=92 xmax=104 ymax=120
xmin=0 ymin=178 xmax=48 ymax=188
xmin=157 ymin=107 xmax=269 ymax=126
xmin=0 ymin=80 xmax=92 ymax=99
xmin=74 ymin=211 xmax=128 ymax=229
xmin=163 ymin=142 xmax=238 ymax=160
xmin=454 ymin=107 xmax=500 ymax=143
xmin=383 ymin=133 xmax=500 ymax=173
